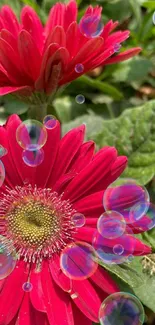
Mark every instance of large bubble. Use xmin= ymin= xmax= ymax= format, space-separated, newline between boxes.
xmin=0 ymin=236 xmax=17 ymax=280
xmin=99 ymin=292 xmax=145 ymax=325
xmin=22 ymin=149 xmax=44 ymax=167
xmin=97 ymin=211 xmax=126 ymax=239
xmin=79 ymin=14 xmax=104 ymax=38
xmin=16 ymin=119 xmax=47 ymax=151
xmin=60 ymin=241 xmax=98 ymax=280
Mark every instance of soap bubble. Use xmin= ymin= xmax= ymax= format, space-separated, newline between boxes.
xmin=16 ymin=120 xmax=47 ymax=151
xmin=97 ymin=211 xmax=126 ymax=239
xmin=114 ymin=43 xmax=121 ymax=52
xmin=79 ymin=14 xmax=104 ymax=38
xmin=72 ymin=213 xmax=85 ymax=228
xmin=60 ymin=241 xmax=98 ymax=280
xmin=75 ymin=63 xmax=84 ymax=73
xmin=0 ymin=145 xmax=7 ymax=157
xmin=0 ymin=236 xmax=17 ymax=280
xmin=22 ymin=148 xmax=44 ymax=167
xmin=75 ymin=94 xmax=85 ymax=104
xmin=103 ymin=179 xmax=149 ymax=224
xmin=0 ymin=161 xmax=5 ymax=187
xmin=99 ymin=292 xmax=145 ymax=325
xmin=153 ymin=12 xmax=155 ymax=24
xmin=113 ymin=244 xmax=124 ymax=255
xmin=22 ymin=282 xmax=33 ymax=292
xmin=43 ymin=115 xmax=57 ymax=130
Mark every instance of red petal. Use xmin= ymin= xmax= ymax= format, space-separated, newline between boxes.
xmin=1 ymin=29 xmax=18 ymax=53
xmin=47 ymin=125 xmax=85 ymax=187
xmin=49 ymin=255 xmax=72 ymax=292
xmin=73 ymin=191 xmax=104 ymax=218
xmin=66 ymin=22 xmax=78 ymax=59
xmin=45 ymin=3 xmax=66 ymax=36
xmin=18 ymin=30 xmax=41 ymax=81
xmin=44 ymin=26 xmax=66 ymax=51
xmin=21 ymin=6 xmax=43 ymax=51
xmin=0 ymin=85 xmax=33 ymax=96
xmin=105 ymin=47 xmax=142 ymax=65
xmin=64 ymin=0 xmax=77 ymax=31
xmin=30 ymin=264 xmax=46 ymax=312
xmin=63 ymin=147 xmax=117 ymax=202
xmin=41 ymin=262 xmax=74 ymax=325
xmin=0 ymin=5 xmax=20 ymax=37
xmin=72 ymin=303 xmax=92 ymax=325
xmin=90 ymin=266 xmax=119 ymax=294
xmin=67 ymin=141 xmax=95 ymax=174
xmin=0 ymin=261 xmax=28 ymax=325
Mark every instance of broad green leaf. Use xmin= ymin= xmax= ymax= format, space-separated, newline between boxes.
xmin=142 ymin=1 xmax=155 ymax=9
xmin=63 ymin=100 xmax=155 ymax=185
xmin=4 ymin=99 xmax=28 ymax=115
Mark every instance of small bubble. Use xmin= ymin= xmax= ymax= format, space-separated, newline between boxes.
xmin=97 ymin=211 xmax=126 ymax=239
xmin=0 ymin=161 xmax=5 ymax=187
xmin=79 ymin=14 xmax=104 ymax=38
xmin=114 ymin=43 xmax=121 ymax=53
xmin=75 ymin=94 xmax=85 ymax=104
xmin=99 ymin=292 xmax=145 ymax=325
xmin=22 ymin=148 xmax=44 ymax=167
xmin=75 ymin=63 xmax=84 ymax=74
xmin=16 ymin=119 xmax=47 ymax=151
xmin=72 ymin=213 xmax=85 ymax=228
xmin=22 ymin=282 xmax=33 ymax=292
xmin=60 ymin=241 xmax=97 ymax=280
xmin=113 ymin=244 xmax=124 ymax=255
xmin=43 ymin=115 xmax=57 ymax=130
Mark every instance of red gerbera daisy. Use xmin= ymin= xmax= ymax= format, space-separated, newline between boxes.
xmin=0 ymin=114 xmax=151 ymax=325
xmin=0 ymin=0 xmax=141 ymax=99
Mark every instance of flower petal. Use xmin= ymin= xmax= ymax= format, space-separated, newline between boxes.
xmin=67 ymin=141 xmax=95 ymax=174
xmin=30 ymin=264 xmax=46 ymax=312
xmin=73 ymin=191 xmax=104 ymax=218
xmin=49 ymin=255 xmax=72 ymax=292
xmin=90 ymin=266 xmax=119 ymax=294
xmin=0 ymin=5 xmax=20 ymax=37
xmin=0 ymin=85 xmax=33 ymax=96
xmin=105 ymin=47 xmax=141 ymax=65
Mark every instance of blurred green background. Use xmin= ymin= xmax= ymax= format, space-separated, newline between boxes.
xmin=0 ymin=0 xmax=155 ymax=324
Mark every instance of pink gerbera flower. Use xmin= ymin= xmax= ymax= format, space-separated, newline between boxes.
xmin=0 ymin=114 xmax=151 ymax=325
xmin=0 ymin=0 xmax=141 ymax=99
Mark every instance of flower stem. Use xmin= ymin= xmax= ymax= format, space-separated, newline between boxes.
xmin=28 ymin=103 xmax=48 ymax=122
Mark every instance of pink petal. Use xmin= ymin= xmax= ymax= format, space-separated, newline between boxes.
xmin=63 ymin=147 xmax=117 ymax=202
xmin=64 ymin=0 xmax=78 ymax=31
xmin=45 ymin=63 xmax=62 ymax=94
xmin=67 ymin=141 xmax=95 ymax=174
xmin=45 ymin=3 xmax=66 ymax=36
xmin=49 ymin=255 xmax=72 ymax=292
xmin=53 ymin=173 xmax=75 ymax=195
xmin=0 ymin=261 xmax=28 ymax=325
xmin=73 ymin=191 xmax=104 ymax=218
xmin=18 ymin=30 xmax=42 ymax=81
xmin=44 ymin=26 xmax=66 ymax=51
xmin=21 ymin=6 xmax=43 ymax=52
xmin=105 ymin=47 xmax=142 ymax=65
xmin=0 ymin=85 xmax=33 ymax=96
xmin=0 ymin=5 xmax=20 ymax=37
xmin=69 ymin=278 xmax=101 ymax=322
xmin=1 ymin=29 xmax=18 ymax=53
xmin=74 ymin=227 xmax=96 ymax=243
xmin=72 ymin=303 xmax=92 ymax=325
xmin=66 ymin=22 xmax=78 ymax=59
xmin=45 ymin=47 xmax=69 ymax=84
xmin=105 ymin=30 xmax=130 ymax=48
xmin=90 ymin=266 xmax=119 ymax=294
xmin=47 ymin=125 xmax=85 ymax=187
xmin=41 ymin=262 xmax=74 ymax=325
xmin=30 ymin=264 xmax=46 ymax=312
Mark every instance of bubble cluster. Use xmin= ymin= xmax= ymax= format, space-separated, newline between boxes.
xmin=79 ymin=14 xmax=104 ymax=38
xmin=22 ymin=149 xmax=44 ymax=167
xmin=75 ymin=63 xmax=84 ymax=74
xmin=60 ymin=241 xmax=98 ymax=280
xmin=0 ymin=236 xmax=17 ymax=280
xmin=72 ymin=213 xmax=85 ymax=228
xmin=0 ymin=160 xmax=5 ymax=187
xmin=114 ymin=43 xmax=121 ymax=53
xmin=75 ymin=94 xmax=85 ymax=104
xmin=22 ymin=282 xmax=33 ymax=292
xmin=43 ymin=115 xmax=57 ymax=130
xmin=103 ymin=179 xmax=150 ymax=224
xmin=99 ymin=292 xmax=145 ymax=325
xmin=92 ymin=227 xmax=135 ymax=265
xmin=16 ymin=119 xmax=47 ymax=151
xmin=97 ymin=211 xmax=126 ymax=239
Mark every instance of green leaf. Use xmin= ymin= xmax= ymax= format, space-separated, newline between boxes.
xmin=4 ymin=99 xmax=29 ymax=115
xmin=142 ymin=1 xmax=155 ymax=9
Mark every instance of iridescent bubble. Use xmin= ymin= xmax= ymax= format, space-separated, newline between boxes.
xmin=43 ymin=115 xmax=57 ymax=130
xmin=114 ymin=43 xmax=121 ymax=53
xmin=75 ymin=63 xmax=84 ymax=74
xmin=92 ymin=227 xmax=135 ymax=265
xmin=0 ymin=161 xmax=5 ymax=187
xmin=0 ymin=145 xmax=7 ymax=157
xmin=0 ymin=236 xmax=17 ymax=280
xmin=103 ymin=179 xmax=149 ymax=224
xmin=97 ymin=211 xmax=126 ymax=239
xmin=153 ymin=12 xmax=155 ymax=25
xmin=72 ymin=213 xmax=85 ymax=228
xmin=99 ymin=292 xmax=145 ymax=325
xmin=16 ymin=119 xmax=47 ymax=151
xmin=75 ymin=94 xmax=85 ymax=104
xmin=79 ymin=14 xmax=104 ymax=38
xmin=113 ymin=244 xmax=124 ymax=255
xmin=60 ymin=241 xmax=98 ymax=280
xmin=22 ymin=148 xmax=44 ymax=167
xmin=22 ymin=282 xmax=33 ymax=292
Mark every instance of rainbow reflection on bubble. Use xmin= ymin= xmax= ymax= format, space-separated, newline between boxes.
xmin=43 ymin=115 xmax=57 ymax=130
xmin=72 ymin=213 xmax=85 ymax=228
xmin=103 ymin=179 xmax=150 ymax=224
xmin=99 ymin=292 xmax=145 ymax=325
xmin=97 ymin=211 xmax=126 ymax=239
xmin=22 ymin=148 xmax=44 ymax=167
xmin=0 ymin=236 xmax=17 ymax=280
xmin=92 ymin=226 xmax=135 ymax=265
xmin=79 ymin=14 xmax=104 ymax=38
xmin=16 ymin=119 xmax=47 ymax=151
xmin=60 ymin=241 xmax=98 ymax=280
